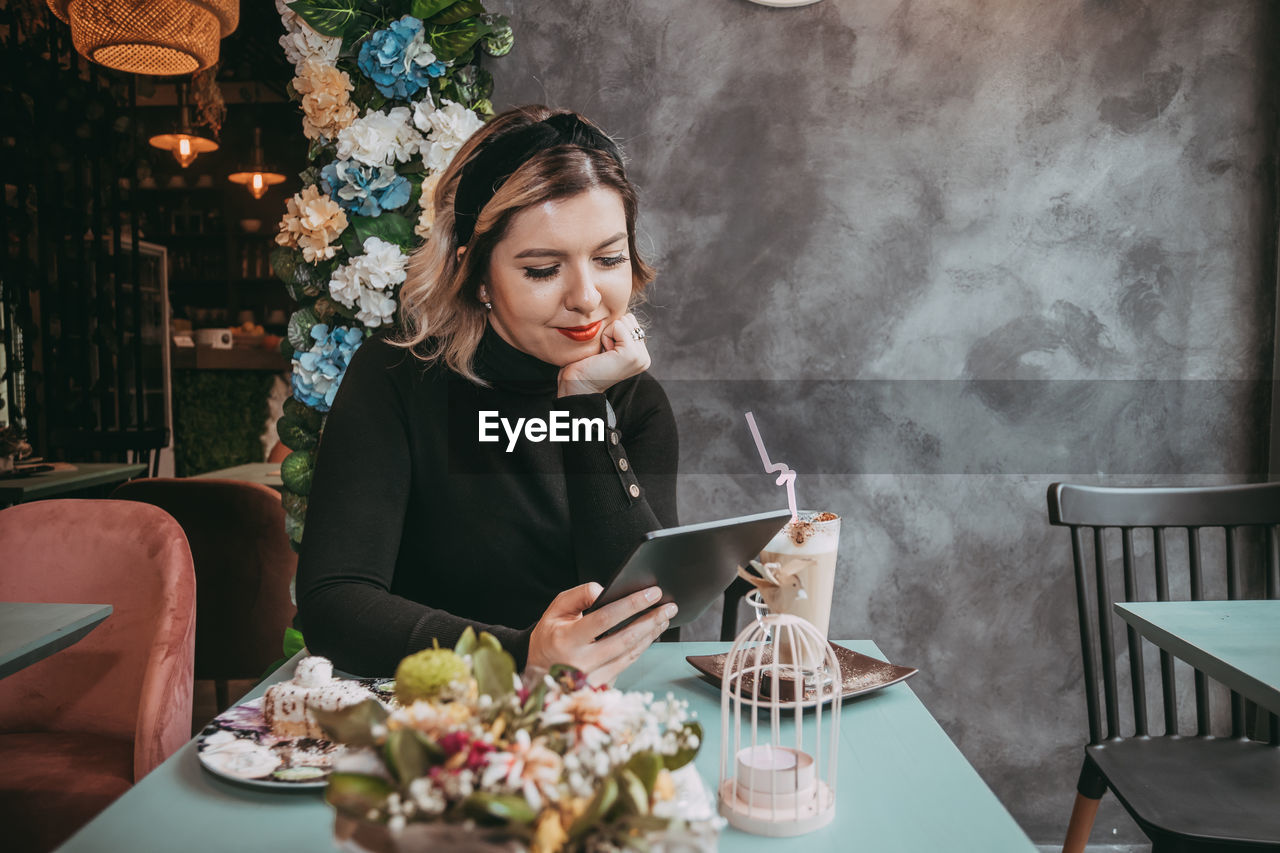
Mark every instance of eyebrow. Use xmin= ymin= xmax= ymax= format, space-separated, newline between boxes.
xmin=512 ymin=232 xmax=627 ymax=259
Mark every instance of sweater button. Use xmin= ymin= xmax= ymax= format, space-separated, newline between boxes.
xmin=610 ymin=432 xmax=619 ymax=446
xmin=628 ymin=484 xmax=640 ymax=498
xmin=618 ymin=458 xmax=629 ymax=471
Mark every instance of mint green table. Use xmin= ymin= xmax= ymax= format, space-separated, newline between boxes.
xmin=1114 ymin=600 xmax=1280 ymax=715
xmin=192 ymin=463 xmax=282 ymax=490
xmin=0 ymin=462 xmax=146 ymax=505
xmin=0 ymin=602 xmax=112 ymax=679
xmin=59 ymin=641 xmax=1034 ymax=852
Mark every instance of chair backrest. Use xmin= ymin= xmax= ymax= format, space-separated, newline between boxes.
xmin=52 ymin=427 xmax=169 ymax=477
xmin=1047 ymin=482 xmax=1280 ymax=746
xmin=721 ymin=575 xmax=754 ymax=641
xmin=110 ymin=478 xmax=297 ymax=681
xmin=0 ymin=499 xmax=196 ymax=781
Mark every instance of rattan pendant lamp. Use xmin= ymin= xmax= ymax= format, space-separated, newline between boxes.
xmin=46 ymin=0 xmax=239 ymax=76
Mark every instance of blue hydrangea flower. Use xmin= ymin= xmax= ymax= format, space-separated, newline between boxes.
xmin=291 ymin=324 xmax=364 ymax=412
xmin=357 ymin=15 xmax=447 ymax=100
xmin=320 ymin=160 xmax=411 ymax=217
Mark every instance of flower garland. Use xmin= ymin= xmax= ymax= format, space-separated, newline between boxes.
xmin=271 ymin=0 xmax=513 ymax=550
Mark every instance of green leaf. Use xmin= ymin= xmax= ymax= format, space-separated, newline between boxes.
xmin=477 ymin=630 xmax=502 ymax=653
xmin=624 ymin=751 xmax=663 ymax=796
xmin=282 ymin=627 xmax=306 ymax=658
xmin=311 ymin=698 xmax=389 ymax=748
xmin=459 ymin=792 xmax=537 ymax=825
xmin=410 ymin=0 xmax=462 ymax=20
xmin=325 ymin=772 xmax=393 ymax=819
xmin=568 ymin=775 xmax=618 ymax=841
xmin=479 ymin=13 xmax=513 ymax=57
xmin=429 ymin=0 xmax=484 ymax=25
xmin=427 ymin=17 xmax=495 ymax=63
xmin=612 ymin=768 xmax=650 ymax=818
xmin=287 ymin=307 xmax=320 ymax=352
xmin=287 ymin=0 xmax=368 ymax=39
xmin=454 ymin=625 xmax=477 ymax=657
xmin=661 ymin=721 xmax=702 ymax=771
xmin=383 ymin=728 xmax=430 ymax=785
xmin=472 ymin=646 xmax=515 ymax=700
xmin=348 ymin=212 xmax=415 ymax=252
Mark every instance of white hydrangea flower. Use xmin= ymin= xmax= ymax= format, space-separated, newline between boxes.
xmin=275 ymin=0 xmax=300 ymax=32
xmin=327 ymin=237 xmax=408 ymax=328
xmin=413 ymin=99 xmax=485 ymax=173
xmin=337 ymin=107 xmax=426 ymax=167
xmin=414 ymin=172 xmax=441 ymax=240
xmin=356 ymin=289 xmax=399 ymax=328
xmin=280 ymin=26 xmax=342 ymax=69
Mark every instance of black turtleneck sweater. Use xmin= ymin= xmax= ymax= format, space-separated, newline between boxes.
xmin=295 ymin=327 xmax=679 ymax=676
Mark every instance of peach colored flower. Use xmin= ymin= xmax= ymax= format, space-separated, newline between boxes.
xmin=276 ymin=185 xmax=347 ymax=263
xmin=294 ymin=59 xmax=358 ymax=142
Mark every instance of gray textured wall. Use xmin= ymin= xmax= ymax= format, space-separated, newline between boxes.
xmin=492 ymin=0 xmax=1277 ymax=845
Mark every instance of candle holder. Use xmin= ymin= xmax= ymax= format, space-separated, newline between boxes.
xmin=718 ymin=613 xmax=841 ymax=836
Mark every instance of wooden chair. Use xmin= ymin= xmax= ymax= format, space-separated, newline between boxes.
xmin=720 ymin=575 xmax=754 ymax=641
xmin=52 ymin=427 xmax=169 ymax=478
xmin=0 ymin=499 xmax=196 ymax=852
xmin=111 ymin=478 xmax=297 ymax=713
xmin=1047 ymin=482 xmax=1280 ymax=853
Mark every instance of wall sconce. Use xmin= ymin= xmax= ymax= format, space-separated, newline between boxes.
xmin=228 ymin=128 xmax=286 ymax=200
xmin=46 ymin=0 xmax=239 ymax=76
xmin=148 ymin=82 xmax=218 ymax=168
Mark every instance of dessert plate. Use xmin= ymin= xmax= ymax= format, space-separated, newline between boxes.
xmin=196 ymin=679 xmax=394 ymax=790
xmin=685 ymin=642 xmax=917 ymax=708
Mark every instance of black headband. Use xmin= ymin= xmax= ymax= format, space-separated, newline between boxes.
xmin=452 ymin=113 xmax=625 ymax=246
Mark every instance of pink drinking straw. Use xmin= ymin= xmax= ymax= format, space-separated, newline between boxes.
xmin=744 ymin=411 xmax=799 ymax=522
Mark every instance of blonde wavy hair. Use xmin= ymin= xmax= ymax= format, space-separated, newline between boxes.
xmin=389 ymin=105 xmax=656 ymax=384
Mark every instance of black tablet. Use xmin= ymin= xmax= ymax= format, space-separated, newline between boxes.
xmin=586 ymin=509 xmax=792 ymax=636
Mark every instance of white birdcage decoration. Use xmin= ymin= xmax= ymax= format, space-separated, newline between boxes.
xmin=719 ymin=613 xmax=841 ymax=836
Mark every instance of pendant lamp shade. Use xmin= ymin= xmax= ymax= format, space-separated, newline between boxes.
xmin=228 ymin=128 xmax=286 ymax=199
xmin=148 ymin=83 xmax=218 ymax=168
xmin=47 ymin=0 xmax=239 ymax=76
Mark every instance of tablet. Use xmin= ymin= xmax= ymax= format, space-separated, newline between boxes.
xmin=586 ymin=509 xmax=792 ymax=636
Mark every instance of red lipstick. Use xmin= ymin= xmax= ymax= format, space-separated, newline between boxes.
xmin=556 ymin=320 xmax=604 ymax=342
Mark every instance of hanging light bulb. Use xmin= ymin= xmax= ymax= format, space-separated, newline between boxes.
xmin=228 ymin=128 xmax=286 ymax=200
xmin=46 ymin=0 xmax=238 ymax=76
xmin=149 ymin=82 xmax=218 ymax=168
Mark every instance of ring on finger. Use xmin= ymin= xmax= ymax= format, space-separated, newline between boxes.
xmin=630 ymin=326 xmax=646 ymax=342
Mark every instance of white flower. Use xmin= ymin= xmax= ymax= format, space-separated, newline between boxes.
xmin=327 ymin=237 xmax=408 ymax=328
xmin=356 ymin=289 xmax=398 ymax=327
xmin=413 ymin=99 xmax=485 ymax=172
xmin=336 ymin=107 xmax=426 ymax=167
xmin=281 ymin=28 xmax=342 ymax=69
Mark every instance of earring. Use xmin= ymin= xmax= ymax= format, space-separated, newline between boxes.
xmin=483 ymin=301 xmax=492 ymax=311
xmin=479 ymin=288 xmax=492 ymax=311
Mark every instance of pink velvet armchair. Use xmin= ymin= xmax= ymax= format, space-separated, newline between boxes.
xmin=0 ymin=499 xmax=196 ymax=852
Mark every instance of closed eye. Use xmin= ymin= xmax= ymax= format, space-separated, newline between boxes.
xmin=521 ymin=255 xmax=629 ymax=281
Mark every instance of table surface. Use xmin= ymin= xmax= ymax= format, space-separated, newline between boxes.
xmin=0 ymin=602 xmax=113 ymax=679
xmin=0 ymin=462 xmax=147 ymax=502
xmin=59 ymin=641 xmax=1034 ymax=852
xmin=192 ymin=463 xmax=282 ymax=490
xmin=1114 ymin=600 xmax=1280 ymax=715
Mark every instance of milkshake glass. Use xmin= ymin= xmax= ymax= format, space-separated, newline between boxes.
xmin=757 ymin=510 xmax=841 ymax=672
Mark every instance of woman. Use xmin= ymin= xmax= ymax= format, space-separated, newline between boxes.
xmin=296 ymin=106 xmax=678 ymax=684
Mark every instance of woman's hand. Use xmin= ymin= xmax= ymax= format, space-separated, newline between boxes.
xmin=526 ymin=581 xmax=677 ymax=686
xmin=557 ymin=313 xmax=651 ymax=398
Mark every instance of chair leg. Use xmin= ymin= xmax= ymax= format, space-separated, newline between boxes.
xmin=215 ymin=679 xmax=230 ymax=713
xmin=1062 ymin=792 xmax=1101 ymax=853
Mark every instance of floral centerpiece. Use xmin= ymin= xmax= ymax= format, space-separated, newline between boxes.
xmin=271 ymin=0 xmax=512 ymax=552
xmin=314 ymin=629 xmax=711 ymax=853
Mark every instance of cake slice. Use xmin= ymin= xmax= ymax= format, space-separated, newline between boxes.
xmin=263 ymin=656 xmax=372 ymax=739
